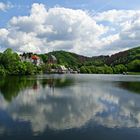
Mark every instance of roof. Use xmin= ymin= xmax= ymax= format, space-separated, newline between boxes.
xmin=31 ymin=55 xmax=39 ymax=60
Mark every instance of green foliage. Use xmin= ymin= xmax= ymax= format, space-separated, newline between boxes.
xmin=48 ymin=51 xmax=81 ymax=66
xmin=107 ymin=46 xmax=140 ymax=66
xmin=0 ymin=65 xmax=6 ymax=76
xmin=17 ymin=62 xmax=27 ymax=75
xmin=88 ymin=66 xmax=97 ymax=73
xmin=104 ymin=65 xmax=113 ymax=74
xmin=40 ymin=63 xmax=58 ymax=73
xmin=0 ymin=48 xmax=40 ymax=75
xmin=24 ymin=62 xmax=37 ymax=75
xmin=80 ymin=66 xmax=87 ymax=73
xmin=127 ymin=59 xmax=140 ymax=72
xmin=80 ymin=65 xmax=113 ymax=74
xmin=96 ymin=67 xmax=105 ymax=74
xmin=0 ymin=48 xmax=20 ymax=69
xmin=39 ymin=54 xmax=48 ymax=63
xmin=113 ymin=64 xmax=127 ymax=74
xmin=84 ymin=59 xmax=105 ymax=66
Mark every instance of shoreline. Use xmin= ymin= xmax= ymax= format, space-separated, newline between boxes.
xmin=0 ymin=73 xmax=140 ymax=77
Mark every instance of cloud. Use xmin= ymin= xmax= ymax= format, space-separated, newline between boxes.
xmin=0 ymin=3 xmax=140 ymax=55
xmin=93 ymin=9 xmax=140 ymax=54
xmin=0 ymin=2 xmax=13 ymax=11
xmin=0 ymin=3 xmax=107 ymax=55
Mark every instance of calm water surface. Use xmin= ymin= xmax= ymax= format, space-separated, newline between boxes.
xmin=0 ymin=74 xmax=140 ymax=140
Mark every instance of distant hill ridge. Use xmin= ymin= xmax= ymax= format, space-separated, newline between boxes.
xmin=40 ymin=46 xmax=140 ymax=67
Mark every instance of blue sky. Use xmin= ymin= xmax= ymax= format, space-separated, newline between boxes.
xmin=0 ymin=0 xmax=140 ymax=55
xmin=1 ymin=0 xmax=140 ymax=27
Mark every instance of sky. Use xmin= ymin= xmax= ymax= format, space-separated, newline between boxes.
xmin=0 ymin=0 xmax=140 ymax=56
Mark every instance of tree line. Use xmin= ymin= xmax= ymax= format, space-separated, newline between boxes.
xmin=0 ymin=48 xmax=41 ymax=76
xmin=0 ymin=48 xmax=140 ymax=76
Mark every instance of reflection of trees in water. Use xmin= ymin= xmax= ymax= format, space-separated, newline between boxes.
xmin=0 ymin=77 xmax=34 ymax=101
xmin=0 ymin=76 xmax=74 ymax=102
xmin=119 ymin=82 xmax=140 ymax=94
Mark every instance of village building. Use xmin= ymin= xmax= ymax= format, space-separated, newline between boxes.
xmin=47 ymin=55 xmax=57 ymax=64
xmin=57 ymin=65 xmax=68 ymax=74
xmin=20 ymin=53 xmax=43 ymax=66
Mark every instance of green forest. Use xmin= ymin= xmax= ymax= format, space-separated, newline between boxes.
xmin=0 ymin=46 xmax=140 ymax=76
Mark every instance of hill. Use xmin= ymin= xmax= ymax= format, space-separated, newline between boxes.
xmin=106 ymin=46 xmax=140 ymax=65
xmin=40 ymin=46 xmax=140 ymax=67
xmin=39 ymin=46 xmax=140 ymax=74
xmin=40 ymin=51 xmax=109 ymax=67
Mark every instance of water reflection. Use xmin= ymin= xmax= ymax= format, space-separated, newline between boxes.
xmin=0 ymin=77 xmax=34 ymax=101
xmin=118 ymin=82 xmax=140 ymax=94
xmin=0 ymin=76 xmax=74 ymax=101
xmin=0 ymin=75 xmax=140 ymax=136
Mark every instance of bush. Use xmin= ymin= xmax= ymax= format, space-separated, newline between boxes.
xmin=113 ymin=64 xmax=127 ymax=74
xmin=0 ymin=65 xmax=6 ymax=76
xmin=80 ymin=66 xmax=87 ymax=73
xmin=127 ymin=60 xmax=140 ymax=72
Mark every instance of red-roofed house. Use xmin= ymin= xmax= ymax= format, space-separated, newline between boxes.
xmin=20 ymin=53 xmax=43 ymax=66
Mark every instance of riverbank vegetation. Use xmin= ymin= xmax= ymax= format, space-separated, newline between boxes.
xmin=0 ymin=46 xmax=140 ymax=76
xmin=0 ymin=48 xmax=41 ymax=76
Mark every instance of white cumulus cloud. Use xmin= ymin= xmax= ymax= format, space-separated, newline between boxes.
xmin=0 ymin=3 xmax=140 ymax=56
xmin=0 ymin=2 xmax=13 ymax=11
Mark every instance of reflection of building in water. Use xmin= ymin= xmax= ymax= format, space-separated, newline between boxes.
xmin=32 ymin=82 xmax=38 ymax=90
xmin=45 ymin=79 xmax=55 ymax=94
xmin=48 ymin=79 xmax=55 ymax=88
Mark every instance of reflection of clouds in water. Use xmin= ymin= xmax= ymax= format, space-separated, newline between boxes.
xmin=0 ymin=80 xmax=140 ymax=133
xmin=0 ymin=94 xmax=8 ymax=109
xmin=8 ymin=85 xmax=106 ymax=132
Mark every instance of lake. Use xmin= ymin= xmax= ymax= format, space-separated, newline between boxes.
xmin=0 ymin=74 xmax=140 ymax=140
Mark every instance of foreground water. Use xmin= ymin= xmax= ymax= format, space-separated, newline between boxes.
xmin=0 ymin=74 xmax=140 ymax=140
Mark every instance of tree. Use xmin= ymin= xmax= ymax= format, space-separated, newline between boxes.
xmin=89 ymin=66 xmax=97 ymax=73
xmin=0 ymin=65 xmax=6 ymax=76
xmin=80 ymin=66 xmax=87 ymax=73
xmin=96 ymin=67 xmax=105 ymax=74
xmin=24 ymin=62 xmax=36 ymax=75
xmin=85 ymin=67 xmax=92 ymax=74
xmin=113 ymin=64 xmax=127 ymax=74
xmin=127 ymin=60 xmax=140 ymax=72
xmin=104 ymin=65 xmax=113 ymax=74
xmin=0 ymin=48 xmax=20 ymax=70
